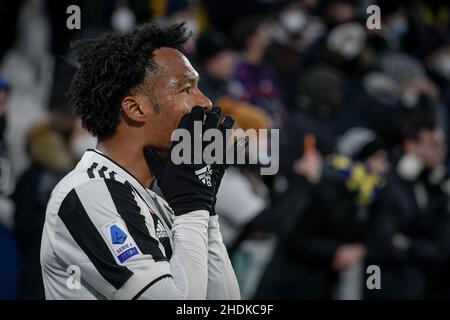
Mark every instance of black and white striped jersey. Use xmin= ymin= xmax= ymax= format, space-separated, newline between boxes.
xmin=40 ymin=149 xmax=177 ymax=300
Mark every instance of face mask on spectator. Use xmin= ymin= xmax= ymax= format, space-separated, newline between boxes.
xmin=397 ymin=153 xmax=424 ymax=181
xmin=327 ymin=23 xmax=365 ymax=60
xmin=388 ymin=17 xmax=409 ymax=38
xmin=280 ymin=9 xmax=307 ymax=34
xmin=111 ymin=6 xmax=136 ymax=33
xmin=431 ymin=54 xmax=450 ymax=80
xmin=341 ymin=39 xmax=363 ymax=60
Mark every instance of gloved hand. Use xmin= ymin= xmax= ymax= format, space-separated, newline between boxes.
xmin=144 ymin=106 xmax=235 ymax=216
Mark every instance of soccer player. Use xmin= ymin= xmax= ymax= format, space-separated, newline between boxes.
xmin=40 ymin=23 xmax=241 ymax=300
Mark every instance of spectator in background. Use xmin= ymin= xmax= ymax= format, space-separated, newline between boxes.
xmin=379 ymin=52 xmax=440 ymax=111
xmin=366 ymin=115 xmax=450 ymax=299
xmin=111 ymin=0 xmax=137 ymax=33
xmin=351 ymin=46 xmax=443 ymax=150
xmin=164 ymin=0 xmax=202 ymax=56
xmin=279 ymin=64 xmax=347 ymax=172
xmin=0 ymin=77 xmax=19 ymax=300
xmin=268 ymin=0 xmax=326 ymax=110
xmin=0 ymin=0 xmax=53 ymax=176
xmin=325 ymin=22 xmax=372 ymax=73
xmin=321 ymin=0 xmax=359 ymax=29
xmin=420 ymin=28 xmax=450 ymax=153
xmin=195 ymin=31 xmax=238 ymax=103
xmin=256 ymin=127 xmax=389 ymax=299
xmin=418 ymin=0 xmax=450 ymax=30
xmin=275 ymin=0 xmax=324 ymax=48
xmin=378 ymin=0 xmax=411 ymax=51
xmin=231 ymin=15 xmax=288 ymax=128
xmin=315 ymin=22 xmax=378 ymax=137
xmin=214 ymin=99 xmax=330 ymax=299
xmin=371 ymin=52 xmax=443 ymax=145
xmin=423 ymin=28 xmax=450 ymax=97
xmin=13 ymin=111 xmax=78 ymax=300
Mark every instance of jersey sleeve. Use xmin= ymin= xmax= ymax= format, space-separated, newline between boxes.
xmin=136 ymin=214 xmax=242 ymax=300
xmin=135 ymin=210 xmax=210 ymax=300
xmin=206 ymin=215 xmax=241 ymax=300
xmin=53 ymin=178 xmax=172 ymax=300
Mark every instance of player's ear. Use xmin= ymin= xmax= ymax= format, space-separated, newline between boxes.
xmin=121 ymin=95 xmax=145 ymax=123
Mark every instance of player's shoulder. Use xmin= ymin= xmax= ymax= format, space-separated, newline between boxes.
xmin=46 ymin=151 xmax=132 ymax=215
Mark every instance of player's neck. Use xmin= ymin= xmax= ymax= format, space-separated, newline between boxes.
xmin=97 ymin=138 xmax=155 ymax=189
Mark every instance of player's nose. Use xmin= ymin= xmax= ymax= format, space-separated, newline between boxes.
xmin=195 ymin=89 xmax=212 ymax=112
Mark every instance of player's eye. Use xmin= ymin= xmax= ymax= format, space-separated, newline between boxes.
xmin=181 ymin=86 xmax=192 ymax=94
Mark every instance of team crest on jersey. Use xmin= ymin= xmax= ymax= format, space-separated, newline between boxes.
xmin=102 ymin=221 xmax=139 ymax=264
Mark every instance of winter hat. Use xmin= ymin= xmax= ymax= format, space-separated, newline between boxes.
xmin=336 ymin=127 xmax=386 ymax=160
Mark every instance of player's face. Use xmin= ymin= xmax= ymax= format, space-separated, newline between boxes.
xmin=144 ymin=47 xmax=212 ymax=157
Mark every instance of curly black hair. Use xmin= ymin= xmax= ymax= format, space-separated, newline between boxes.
xmin=68 ymin=23 xmax=190 ymax=141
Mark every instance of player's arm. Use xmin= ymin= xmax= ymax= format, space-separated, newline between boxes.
xmin=53 ymin=177 xmax=209 ymax=300
xmin=137 ymin=215 xmax=241 ymax=300
xmin=206 ymin=214 xmax=241 ymax=300
xmin=135 ymin=209 xmax=209 ymax=300
xmin=142 ymin=106 xmax=230 ymax=299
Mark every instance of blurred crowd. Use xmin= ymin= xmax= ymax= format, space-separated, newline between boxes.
xmin=1 ymin=0 xmax=450 ymax=300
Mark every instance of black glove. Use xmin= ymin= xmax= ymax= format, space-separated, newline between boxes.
xmin=144 ymin=106 xmax=232 ymax=216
